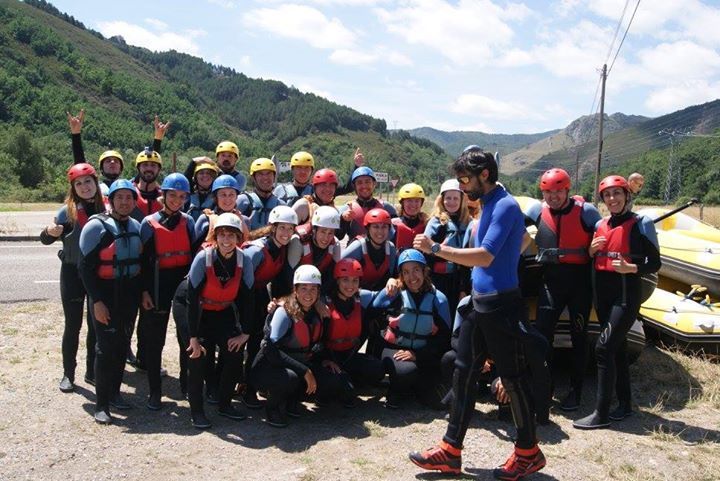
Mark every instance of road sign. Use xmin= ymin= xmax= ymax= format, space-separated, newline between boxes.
xmin=390 ymin=178 xmax=399 ymax=188
xmin=279 ymin=162 xmax=291 ymax=173
xmin=375 ymin=171 xmax=389 ymax=183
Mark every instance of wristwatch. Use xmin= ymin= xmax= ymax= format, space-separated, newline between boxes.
xmin=430 ymin=242 xmax=441 ymax=254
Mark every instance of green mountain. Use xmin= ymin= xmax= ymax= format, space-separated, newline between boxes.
xmin=0 ymin=0 xmax=451 ymax=201
xmin=521 ymin=100 xmax=720 ymax=195
xmin=406 ymin=127 xmax=560 ymax=159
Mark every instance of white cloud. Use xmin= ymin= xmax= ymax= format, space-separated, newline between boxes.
xmin=375 ymin=0 xmax=531 ymax=65
xmin=144 ymin=18 xmax=168 ymax=30
xmin=207 ymin=0 xmax=239 ymax=8
xmin=645 ymin=80 xmax=720 ymax=113
xmin=496 ymin=48 xmax=534 ymax=67
xmin=451 ymin=94 xmax=540 ymax=120
xmin=530 ymin=20 xmax=613 ymax=81
xmin=97 ymin=21 xmax=206 ymax=55
xmin=243 ymin=5 xmax=357 ymax=50
xmin=329 ymin=49 xmax=377 ymax=65
xmin=296 ymin=83 xmax=335 ymax=101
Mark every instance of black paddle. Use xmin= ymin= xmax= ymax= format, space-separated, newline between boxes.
xmin=652 ymin=198 xmax=699 ymax=224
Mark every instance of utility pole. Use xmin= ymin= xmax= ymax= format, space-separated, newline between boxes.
xmin=574 ymin=149 xmax=580 ymax=189
xmin=593 ymin=64 xmax=607 ymax=205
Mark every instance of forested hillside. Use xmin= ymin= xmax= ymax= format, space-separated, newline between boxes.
xmin=0 ymin=0 xmax=450 ymax=201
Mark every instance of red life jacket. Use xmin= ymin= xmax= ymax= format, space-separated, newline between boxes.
xmin=199 ymin=247 xmax=243 ymax=311
xmin=282 ymin=314 xmax=323 ymax=361
xmin=76 ymin=204 xmax=89 ymax=227
xmin=325 ymin=299 xmax=362 ymax=352
xmin=246 ymin=239 xmax=287 ymax=287
xmin=148 ymin=214 xmax=192 ymax=269
xmin=347 ymin=199 xmax=383 ymax=237
xmin=392 ymin=217 xmax=426 ymax=251
xmin=359 ymin=237 xmax=390 ymax=289
xmin=535 ymin=196 xmax=592 ymax=265
xmin=300 ymin=239 xmax=334 ymax=274
xmin=134 ymin=185 xmax=162 ymax=217
xmin=594 ymin=215 xmax=638 ymax=272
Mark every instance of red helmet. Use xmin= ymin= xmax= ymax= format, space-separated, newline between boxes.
xmin=67 ymin=163 xmax=97 ymax=182
xmin=598 ymin=175 xmax=629 ymax=195
xmin=333 ymin=259 xmax=363 ymax=278
xmin=363 ymin=208 xmax=392 ymax=227
xmin=312 ymin=168 xmax=339 ymax=186
xmin=539 ymin=168 xmax=571 ymax=191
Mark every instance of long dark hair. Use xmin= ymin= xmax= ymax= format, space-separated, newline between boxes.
xmin=65 ymin=176 xmax=105 ymax=224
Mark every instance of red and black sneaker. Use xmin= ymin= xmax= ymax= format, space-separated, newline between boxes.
xmin=408 ymin=441 xmax=462 ymax=474
xmin=493 ymin=446 xmax=546 ymax=481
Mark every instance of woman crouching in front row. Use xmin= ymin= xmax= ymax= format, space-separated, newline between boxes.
xmin=251 ymin=265 xmax=353 ymax=428
xmin=185 ymin=213 xmax=255 ymax=429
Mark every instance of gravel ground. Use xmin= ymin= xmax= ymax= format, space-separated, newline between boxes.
xmin=1 ymin=300 xmax=719 ymax=481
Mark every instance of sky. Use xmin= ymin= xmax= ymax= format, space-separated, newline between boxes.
xmin=47 ymin=0 xmax=720 ymax=134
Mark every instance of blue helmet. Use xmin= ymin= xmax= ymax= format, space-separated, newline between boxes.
xmin=108 ymin=179 xmax=137 ymax=199
xmin=212 ymin=174 xmax=241 ymax=194
xmin=351 ymin=166 xmax=376 ymax=183
xmin=161 ymin=173 xmax=190 ymax=193
xmin=397 ymin=248 xmax=427 ymax=268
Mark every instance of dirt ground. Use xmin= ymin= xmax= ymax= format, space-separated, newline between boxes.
xmin=1 ymin=301 xmax=719 ymax=481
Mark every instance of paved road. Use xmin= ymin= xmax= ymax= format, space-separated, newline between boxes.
xmin=0 ymin=241 xmax=62 ymax=303
xmin=0 ymin=209 xmax=59 ymax=237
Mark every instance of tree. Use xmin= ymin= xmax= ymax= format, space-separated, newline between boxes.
xmin=5 ymin=128 xmax=44 ymax=187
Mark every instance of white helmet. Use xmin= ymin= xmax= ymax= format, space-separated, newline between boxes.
xmin=312 ymin=206 xmax=341 ymax=229
xmin=214 ymin=212 xmax=242 ymax=232
xmin=293 ymin=265 xmax=322 ymax=285
xmin=268 ymin=205 xmax=299 ymax=226
xmin=440 ymin=179 xmax=461 ymax=194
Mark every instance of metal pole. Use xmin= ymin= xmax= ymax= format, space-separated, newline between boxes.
xmin=593 ymin=64 xmax=607 ymax=205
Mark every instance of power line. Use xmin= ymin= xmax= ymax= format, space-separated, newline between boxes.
xmin=605 ymin=0 xmax=631 ymax=66
xmin=608 ymin=0 xmax=642 ymax=76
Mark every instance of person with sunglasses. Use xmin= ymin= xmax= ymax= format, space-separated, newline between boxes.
xmin=410 ymin=147 xmax=545 ymax=480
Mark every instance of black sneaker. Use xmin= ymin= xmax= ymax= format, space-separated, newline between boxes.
xmin=191 ymin=412 xmax=212 ymax=429
xmin=84 ymin=374 xmax=95 ymax=386
xmin=94 ymin=410 xmax=112 ymax=425
xmin=218 ymin=404 xmax=247 ymax=421
xmin=109 ymin=393 xmax=133 ymax=410
xmin=573 ymin=411 xmax=610 ymax=430
xmin=609 ymin=404 xmax=633 ymax=421
xmin=59 ymin=376 xmax=75 ymax=393
xmin=206 ymin=390 xmax=219 ymax=405
xmin=560 ymin=390 xmax=581 ymax=412
xmin=146 ymin=392 xmax=162 ymax=411
xmin=385 ymin=392 xmax=400 ymax=409
xmin=286 ymin=401 xmax=302 ymax=418
xmin=265 ymin=407 xmax=288 ymax=428
xmin=342 ymin=395 xmax=358 ymax=409
xmin=126 ymin=349 xmax=138 ymax=366
xmin=243 ymin=390 xmax=263 ymax=409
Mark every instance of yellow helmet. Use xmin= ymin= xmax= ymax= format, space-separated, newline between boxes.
xmin=98 ymin=150 xmax=124 ymax=169
xmin=135 ymin=149 xmax=162 ymax=167
xmin=250 ymin=157 xmax=276 ymax=175
xmin=194 ymin=162 xmax=219 ymax=177
xmin=216 ymin=141 xmax=239 ymax=157
xmin=397 ymin=182 xmax=425 ymax=201
xmin=290 ymin=151 xmax=314 ymax=168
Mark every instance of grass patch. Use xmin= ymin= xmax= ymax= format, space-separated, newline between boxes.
xmin=0 ymin=202 xmax=61 ymax=212
xmin=2 ymin=327 xmax=19 ymax=336
xmin=363 ymin=420 xmax=387 ymax=438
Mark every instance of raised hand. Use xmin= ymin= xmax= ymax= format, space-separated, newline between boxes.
xmin=154 ymin=115 xmax=171 ymax=140
xmin=353 ymin=147 xmax=365 ymax=167
xmin=66 ymin=109 xmax=85 ymax=134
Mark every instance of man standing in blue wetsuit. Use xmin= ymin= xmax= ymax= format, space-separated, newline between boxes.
xmin=409 ymin=147 xmax=545 ymax=481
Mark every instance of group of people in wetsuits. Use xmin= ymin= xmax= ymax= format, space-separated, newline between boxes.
xmin=44 ymin=111 xmax=660 ymax=480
